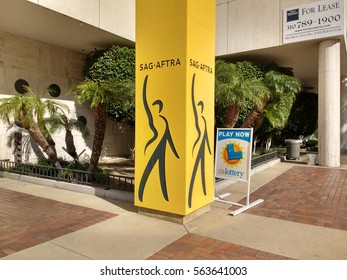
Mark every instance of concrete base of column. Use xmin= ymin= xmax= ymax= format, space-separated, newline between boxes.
xmin=138 ymin=204 xmax=211 ymax=225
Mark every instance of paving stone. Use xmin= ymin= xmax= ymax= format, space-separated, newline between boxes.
xmin=0 ymin=188 xmax=116 ymax=258
xmin=229 ymin=166 xmax=347 ymax=231
xmin=148 ymin=233 xmax=292 ymax=260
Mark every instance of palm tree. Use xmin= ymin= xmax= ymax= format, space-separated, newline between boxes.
xmin=45 ymin=109 xmax=90 ymax=158
xmin=263 ymin=93 xmax=296 ymax=130
xmin=241 ymin=70 xmax=302 ymax=129
xmin=215 ymin=60 xmax=268 ymax=128
xmin=252 ymin=92 xmax=298 ymax=151
xmin=0 ymin=87 xmax=68 ymax=167
xmin=71 ymin=79 xmax=134 ymax=172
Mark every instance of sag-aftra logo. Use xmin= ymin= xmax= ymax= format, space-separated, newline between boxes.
xmin=139 ymin=58 xmax=181 ymax=71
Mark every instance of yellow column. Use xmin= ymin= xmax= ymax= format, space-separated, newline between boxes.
xmin=135 ymin=0 xmax=215 ymax=217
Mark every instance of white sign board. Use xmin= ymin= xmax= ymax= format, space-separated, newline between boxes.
xmin=215 ymin=128 xmax=253 ymax=182
xmin=283 ymin=0 xmax=344 ymax=44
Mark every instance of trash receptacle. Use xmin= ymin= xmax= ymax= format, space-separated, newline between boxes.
xmin=285 ymin=139 xmax=302 ymax=160
xmin=307 ymin=153 xmax=317 ymax=165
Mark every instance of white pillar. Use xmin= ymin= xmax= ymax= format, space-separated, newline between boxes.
xmin=318 ymin=39 xmax=341 ymax=167
xmin=341 ymin=77 xmax=347 ymax=151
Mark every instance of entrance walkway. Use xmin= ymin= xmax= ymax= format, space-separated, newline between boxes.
xmin=1 ymin=162 xmax=347 ymax=260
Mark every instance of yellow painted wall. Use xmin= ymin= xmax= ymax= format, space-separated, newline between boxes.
xmin=135 ymin=0 xmax=215 ymax=215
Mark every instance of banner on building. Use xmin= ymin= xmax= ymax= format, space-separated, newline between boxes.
xmin=283 ymin=0 xmax=344 ymax=44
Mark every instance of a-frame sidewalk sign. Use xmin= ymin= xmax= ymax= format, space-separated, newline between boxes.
xmin=214 ymin=128 xmax=264 ymax=215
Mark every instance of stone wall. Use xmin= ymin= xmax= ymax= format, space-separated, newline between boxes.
xmin=0 ymin=31 xmax=134 ymax=162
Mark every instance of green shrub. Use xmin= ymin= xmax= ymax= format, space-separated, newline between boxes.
xmin=84 ymin=45 xmax=135 ymax=84
xmin=82 ymin=45 xmax=135 ymax=124
xmin=305 ymin=139 xmax=318 ymax=148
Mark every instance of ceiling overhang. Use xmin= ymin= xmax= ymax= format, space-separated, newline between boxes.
xmin=0 ymin=0 xmax=135 ymax=54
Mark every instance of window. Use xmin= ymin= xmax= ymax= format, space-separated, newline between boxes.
xmin=77 ymin=116 xmax=87 ymax=126
xmin=14 ymin=79 xmax=29 ymax=94
xmin=48 ymin=84 xmax=61 ymax=97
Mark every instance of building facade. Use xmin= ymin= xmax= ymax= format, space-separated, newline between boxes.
xmin=0 ymin=0 xmax=136 ymax=161
xmin=216 ymin=0 xmax=347 ymax=167
xmin=0 ymin=0 xmax=346 ymax=166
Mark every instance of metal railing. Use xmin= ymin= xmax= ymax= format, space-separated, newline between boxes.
xmin=0 ymin=152 xmax=278 ymax=191
xmin=251 ymin=151 xmax=278 ymax=168
xmin=0 ymin=160 xmax=134 ymax=192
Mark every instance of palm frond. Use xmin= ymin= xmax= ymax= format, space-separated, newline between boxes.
xmin=71 ymin=119 xmax=90 ymax=137
xmin=264 ymin=71 xmax=302 ymax=97
xmin=215 ymin=60 xmax=270 ymax=108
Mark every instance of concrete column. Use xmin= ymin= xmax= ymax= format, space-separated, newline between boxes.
xmin=341 ymin=77 xmax=347 ymax=151
xmin=318 ymin=39 xmax=341 ymax=167
xmin=135 ymin=0 xmax=215 ymax=222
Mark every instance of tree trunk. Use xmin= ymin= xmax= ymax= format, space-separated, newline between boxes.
xmin=88 ymin=104 xmax=107 ymax=172
xmin=14 ymin=132 xmax=22 ymax=163
xmin=46 ymin=135 xmax=57 ymax=154
xmin=18 ymin=111 xmax=60 ymax=167
xmin=222 ymin=102 xmax=239 ymax=128
xmin=241 ymin=106 xmax=261 ymax=128
xmin=25 ymin=121 xmax=61 ymax=168
xmin=265 ymin=135 xmax=272 ymax=151
xmin=40 ymin=124 xmax=57 ymax=154
xmin=253 ymin=134 xmax=259 ymax=154
xmin=253 ymin=115 xmax=264 ymax=133
xmin=65 ymin=129 xmax=77 ymax=158
xmin=241 ymin=98 xmax=268 ymax=128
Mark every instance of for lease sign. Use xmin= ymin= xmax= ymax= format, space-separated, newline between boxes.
xmin=283 ymin=0 xmax=344 ymax=44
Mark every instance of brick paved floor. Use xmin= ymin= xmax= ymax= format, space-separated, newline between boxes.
xmin=150 ymin=166 xmax=347 ymax=260
xmin=229 ymin=166 xmax=347 ymax=230
xmin=148 ymin=233 xmax=293 ymax=260
xmin=3 ymin=165 xmax=347 ymax=260
xmin=0 ymin=188 xmax=116 ymax=258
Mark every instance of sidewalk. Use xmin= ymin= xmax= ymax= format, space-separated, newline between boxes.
xmin=1 ymin=161 xmax=347 ymax=260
